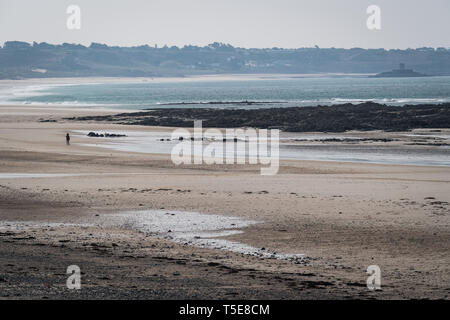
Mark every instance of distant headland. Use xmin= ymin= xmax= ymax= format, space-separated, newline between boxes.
xmin=0 ymin=41 xmax=449 ymax=79
xmin=371 ymin=63 xmax=429 ymax=78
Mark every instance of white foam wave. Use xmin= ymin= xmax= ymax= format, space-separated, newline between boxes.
xmin=329 ymin=97 xmax=449 ymax=104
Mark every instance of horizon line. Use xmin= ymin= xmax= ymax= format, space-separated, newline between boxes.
xmin=1 ymin=40 xmax=449 ymax=51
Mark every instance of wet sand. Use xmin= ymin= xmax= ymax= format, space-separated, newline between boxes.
xmin=0 ymin=105 xmax=449 ymax=299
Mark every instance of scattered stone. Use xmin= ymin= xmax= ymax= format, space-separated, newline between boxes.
xmin=39 ymin=119 xmax=57 ymax=123
xmin=87 ymin=132 xmax=127 ymax=138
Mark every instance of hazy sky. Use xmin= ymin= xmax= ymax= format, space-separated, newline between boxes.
xmin=1 ymin=0 xmax=449 ymax=49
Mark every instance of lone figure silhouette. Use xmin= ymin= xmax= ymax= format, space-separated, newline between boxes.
xmin=66 ymin=133 xmax=70 ymax=145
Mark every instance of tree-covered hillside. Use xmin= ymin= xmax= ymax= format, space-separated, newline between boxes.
xmin=1 ymin=41 xmax=449 ymax=79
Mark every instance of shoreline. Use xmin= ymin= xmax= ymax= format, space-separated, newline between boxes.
xmin=0 ymin=105 xmax=449 ymax=299
xmin=1 ymin=106 xmax=449 ymax=167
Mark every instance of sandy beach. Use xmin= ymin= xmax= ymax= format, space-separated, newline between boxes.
xmin=0 ymin=104 xmax=449 ymax=299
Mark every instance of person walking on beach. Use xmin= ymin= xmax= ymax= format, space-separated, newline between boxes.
xmin=66 ymin=133 xmax=70 ymax=145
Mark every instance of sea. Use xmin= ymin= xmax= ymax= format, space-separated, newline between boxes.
xmin=1 ymin=74 xmax=449 ymax=109
xmin=1 ymin=74 xmax=449 ymax=166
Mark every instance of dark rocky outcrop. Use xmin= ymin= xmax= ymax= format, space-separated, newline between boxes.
xmin=87 ymin=132 xmax=127 ymax=138
xmin=70 ymin=102 xmax=450 ymax=132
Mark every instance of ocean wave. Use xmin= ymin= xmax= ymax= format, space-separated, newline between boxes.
xmin=0 ymin=84 xmax=58 ymax=103
xmin=329 ymin=97 xmax=449 ymax=104
xmin=156 ymin=100 xmax=286 ymax=106
xmin=153 ymin=98 xmax=450 ymax=107
xmin=12 ymin=100 xmax=135 ymax=108
xmin=0 ymin=82 xmax=105 ymax=105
